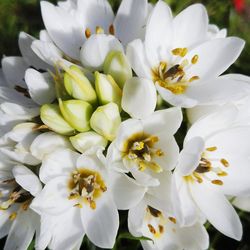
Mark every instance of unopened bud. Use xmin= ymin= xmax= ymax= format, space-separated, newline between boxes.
xmin=59 ymin=99 xmax=93 ymax=132
xmin=64 ymin=65 xmax=97 ymax=105
xmin=103 ymin=50 xmax=132 ymax=88
xmin=40 ymin=104 xmax=75 ymax=135
xmin=95 ymin=72 xmax=122 ymax=108
xmin=70 ymin=131 xmax=108 ymax=153
xmin=90 ymin=103 xmax=121 ymax=141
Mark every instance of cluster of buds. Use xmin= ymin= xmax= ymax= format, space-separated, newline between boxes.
xmin=40 ymin=51 xmax=132 ymax=152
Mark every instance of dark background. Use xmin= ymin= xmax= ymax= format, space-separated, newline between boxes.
xmin=0 ymin=0 xmax=250 ymax=249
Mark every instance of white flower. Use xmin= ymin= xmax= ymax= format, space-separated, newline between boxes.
xmin=0 ymin=163 xmax=42 ymax=250
xmin=31 ymin=148 xmax=119 ymax=248
xmin=127 ymin=1 xmax=250 ymax=108
xmin=173 ymin=105 xmax=250 ymax=240
xmin=40 ymin=0 xmax=149 ymax=61
xmin=207 ymin=24 xmax=227 ymax=39
xmin=107 ymin=108 xmax=182 ymax=186
xmin=128 ymin=199 xmax=209 ymax=250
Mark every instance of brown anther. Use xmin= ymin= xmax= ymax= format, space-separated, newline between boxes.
xmin=159 ymin=225 xmax=164 ymax=234
xmin=206 ymin=147 xmax=217 ymax=152
xmin=211 ymin=180 xmax=223 ymax=185
xmin=168 ymin=217 xmax=176 ymax=224
xmin=220 ymin=159 xmax=229 ymax=167
xmin=148 ymin=224 xmax=156 ymax=234
xmin=109 ymin=24 xmax=115 ymax=35
xmin=85 ymin=28 xmax=91 ymax=38
xmin=68 ymin=193 xmax=79 ymax=200
xmin=148 ymin=206 xmax=162 ymax=217
xmin=189 ymin=76 xmax=200 ymax=82
xmin=191 ymin=55 xmax=199 ymax=64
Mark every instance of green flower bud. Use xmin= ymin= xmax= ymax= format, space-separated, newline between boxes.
xmin=70 ymin=131 xmax=108 ymax=153
xmin=40 ymin=104 xmax=75 ymax=135
xmin=103 ymin=50 xmax=132 ymax=88
xmin=59 ymin=99 xmax=93 ymax=132
xmin=64 ymin=65 xmax=97 ymax=105
xmin=90 ymin=103 xmax=121 ymax=141
xmin=95 ymin=72 xmax=122 ymax=108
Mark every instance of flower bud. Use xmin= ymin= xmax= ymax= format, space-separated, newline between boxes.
xmin=90 ymin=103 xmax=121 ymax=141
xmin=70 ymin=131 xmax=108 ymax=153
xmin=95 ymin=72 xmax=122 ymax=108
xmin=59 ymin=99 xmax=93 ymax=132
xmin=64 ymin=65 xmax=97 ymax=105
xmin=103 ymin=50 xmax=132 ymax=88
xmin=40 ymin=104 xmax=75 ymax=135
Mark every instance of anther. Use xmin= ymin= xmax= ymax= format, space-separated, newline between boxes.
xmin=85 ymin=28 xmax=91 ymax=38
xmin=172 ymin=48 xmax=188 ymax=57
xmin=148 ymin=224 xmax=156 ymax=234
xmin=206 ymin=147 xmax=217 ymax=152
xmin=191 ymin=55 xmax=199 ymax=64
xmin=211 ymin=180 xmax=223 ymax=185
xmin=96 ymin=26 xmax=104 ymax=34
xmin=9 ymin=212 xmax=17 ymax=221
xmin=221 ymin=159 xmax=229 ymax=167
xmin=159 ymin=225 xmax=164 ymax=234
xmin=109 ymin=24 xmax=115 ymax=35
xmin=168 ymin=217 xmax=176 ymax=224
xmin=189 ymin=76 xmax=200 ymax=82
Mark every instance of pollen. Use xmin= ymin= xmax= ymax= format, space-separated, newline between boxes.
xmin=9 ymin=212 xmax=17 ymax=221
xmin=148 ymin=224 xmax=156 ymax=234
xmin=109 ymin=24 xmax=115 ymax=35
xmin=172 ymin=48 xmax=188 ymax=57
xmin=206 ymin=146 xmax=217 ymax=152
xmin=191 ymin=55 xmax=199 ymax=64
xmin=168 ymin=217 xmax=176 ymax=224
xmin=189 ymin=76 xmax=200 ymax=82
xmin=96 ymin=26 xmax=104 ymax=34
xmin=159 ymin=225 xmax=164 ymax=234
xmin=85 ymin=28 xmax=91 ymax=38
xmin=221 ymin=158 xmax=229 ymax=167
xmin=211 ymin=180 xmax=223 ymax=185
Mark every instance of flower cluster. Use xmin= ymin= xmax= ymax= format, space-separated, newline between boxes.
xmin=0 ymin=0 xmax=250 ymax=249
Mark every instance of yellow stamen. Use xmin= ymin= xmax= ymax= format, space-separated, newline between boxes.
xmin=96 ymin=26 xmax=104 ymax=34
xmin=189 ymin=76 xmax=200 ymax=82
xmin=168 ymin=217 xmax=177 ymax=224
xmin=211 ymin=180 xmax=223 ymax=185
xmin=9 ymin=212 xmax=17 ymax=221
xmin=191 ymin=55 xmax=199 ymax=64
xmin=172 ymin=48 xmax=188 ymax=57
xmin=217 ymin=171 xmax=228 ymax=177
xmin=85 ymin=28 xmax=91 ymax=38
xmin=221 ymin=158 xmax=229 ymax=167
xmin=206 ymin=147 xmax=217 ymax=152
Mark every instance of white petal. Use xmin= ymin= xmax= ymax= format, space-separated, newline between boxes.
xmin=80 ymin=34 xmax=123 ymax=71
xmin=39 ymin=149 xmax=78 ymax=183
xmin=126 ymin=39 xmax=151 ymax=78
xmin=81 ymin=193 xmax=119 ymax=248
xmin=177 ymin=136 xmax=205 ymax=176
xmin=109 ymin=171 xmax=146 ymax=209
xmin=142 ymin=107 xmax=182 ymax=137
xmin=41 ymin=1 xmax=82 ymax=59
xmin=25 ymin=68 xmax=56 ymax=105
xmin=122 ymin=77 xmax=156 ymax=119
xmin=145 ymin=1 xmax=173 ymax=66
xmin=190 ymin=182 xmax=242 ymax=240
xmin=173 ymin=4 xmax=208 ymax=47
xmin=12 ymin=165 xmax=42 ymax=196
xmin=185 ymin=77 xmax=250 ymax=105
xmin=77 ymin=0 xmax=114 ymax=33
xmin=18 ymin=32 xmax=50 ymax=70
xmin=185 ymin=37 xmax=245 ymax=79
xmin=31 ymin=176 xmax=72 ymax=215
xmin=30 ymin=132 xmax=72 ymax=161
xmin=2 ymin=57 xmax=28 ymax=88
xmin=185 ymin=104 xmax=238 ymax=142
xmin=233 ymin=197 xmax=250 ymax=212
xmin=4 ymin=210 xmax=37 ymax=250
xmin=31 ymin=39 xmax=63 ymax=66
xmin=114 ymin=0 xmax=147 ymax=45
xmin=156 ymin=84 xmax=198 ymax=108
xmin=128 ymin=200 xmax=146 ymax=237
xmin=178 ymin=223 xmax=209 ymax=250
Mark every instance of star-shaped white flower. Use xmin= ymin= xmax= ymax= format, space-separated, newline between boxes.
xmin=127 ymin=1 xmax=250 ymax=108
xmin=173 ymin=105 xmax=250 ymax=240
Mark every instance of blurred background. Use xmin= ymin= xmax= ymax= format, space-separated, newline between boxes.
xmin=0 ymin=0 xmax=249 ymax=249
